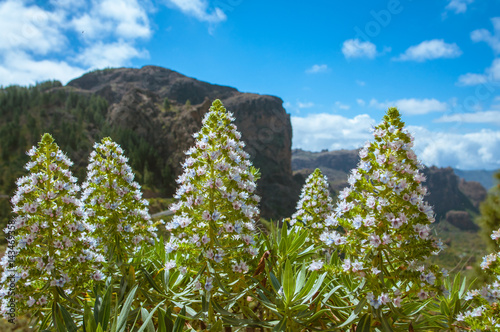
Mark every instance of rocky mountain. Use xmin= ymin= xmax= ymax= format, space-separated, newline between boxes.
xmin=3 ymin=66 xmax=296 ymax=220
xmin=292 ymin=148 xmax=487 ymax=229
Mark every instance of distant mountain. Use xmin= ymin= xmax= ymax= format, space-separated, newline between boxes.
xmin=292 ymin=148 xmax=487 ymax=230
xmin=453 ymin=169 xmax=498 ymax=191
xmin=0 ymin=66 xmax=302 ymax=225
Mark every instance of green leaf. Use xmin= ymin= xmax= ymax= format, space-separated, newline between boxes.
xmin=137 ymin=301 xmax=165 ymax=332
xmin=100 ymin=283 xmax=113 ymax=331
xmin=142 ymin=268 xmax=164 ymax=294
xmin=58 ymin=303 xmax=78 ymax=332
xmin=52 ymin=303 xmax=66 ymax=332
xmin=440 ymin=299 xmax=450 ymax=317
xmin=211 ymin=299 xmax=236 ymax=317
xmin=295 ymin=264 xmax=306 ymax=294
xmin=302 ymin=272 xmax=327 ymax=303
xmin=211 ymin=319 xmax=223 ymax=332
xmin=283 ymin=259 xmax=295 ymax=304
xmin=337 ymin=298 xmax=366 ymax=328
xmin=140 ymin=308 xmax=155 ymax=332
xmin=158 ymin=309 xmax=167 ymax=332
xmin=172 ymin=306 xmax=186 ymax=332
xmin=379 ymin=313 xmax=394 ymax=332
xmin=288 ymin=229 xmax=308 ymax=254
xmin=84 ymin=300 xmax=96 ymax=332
xmin=356 ymin=313 xmax=372 ymax=332
xmin=302 ymin=308 xmax=330 ymax=324
xmin=270 ymin=272 xmax=281 ymax=293
xmin=116 ymin=284 xmax=139 ymax=332
xmin=272 ymin=318 xmax=287 ymax=332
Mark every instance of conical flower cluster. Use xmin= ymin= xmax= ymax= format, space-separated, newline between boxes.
xmin=458 ymin=227 xmax=500 ymax=329
xmin=82 ymin=137 xmax=158 ymax=266
xmin=0 ymin=134 xmax=97 ymax=317
xmin=290 ymin=168 xmax=334 ymax=243
xmin=321 ymin=108 xmax=444 ymax=310
xmin=167 ymin=99 xmax=260 ymax=291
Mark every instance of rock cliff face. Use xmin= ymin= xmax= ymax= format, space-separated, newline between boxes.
xmin=292 ymin=149 xmax=486 ymax=224
xmin=67 ymin=66 xmax=300 ymax=219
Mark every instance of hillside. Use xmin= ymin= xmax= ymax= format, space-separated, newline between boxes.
xmin=0 ymin=66 xmax=302 ymax=232
xmin=292 ymin=148 xmax=487 ymax=228
xmin=0 ymin=65 xmax=491 ymax=235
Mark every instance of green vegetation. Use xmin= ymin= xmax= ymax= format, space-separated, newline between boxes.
xmin=476 ymin=171 xmax=500 ymax=252
xmin=0 ymin=82 xmax=173 ymax=242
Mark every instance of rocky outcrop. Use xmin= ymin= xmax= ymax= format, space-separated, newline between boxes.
xmin=458 ymin=179 xmax=487 ymax=209
xmin=423 ymin=167 xmax=478 ymax=220
xmin=292 ymin=149 xmax=486 ymax=223
xmin=67 ymin=66 xmax=300 ymax=219
xmin=446 ymin=210 xmax=479 ymax=231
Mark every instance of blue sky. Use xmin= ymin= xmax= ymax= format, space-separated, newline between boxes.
xmin=1 ymin=0 xmax=499 ymax=170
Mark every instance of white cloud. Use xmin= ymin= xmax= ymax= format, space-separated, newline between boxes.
xmin=292 ymin=112 xmax=500 ymax=169
xmin=409 ymin=126 xmax=500 ymax=170
xmin=292 ymin=113 xmax=375 ymax=151
xmin=471 ymin=17 xmax=500 ymax=53
xmin=165 ymin=0 xmax=226 ymax=23
xmin=394 ymin=39 xmax=462 ymax=62
xmin=435 ymin=110 xmax=500 ymax=125
xmin=0 ymin=0 xmax=152 ymax=86
xmin=297 ymin=101 xmax=315 ymax=109
xmin=0 ymin=0 xmax=66 ymax=55
xmin=71 ymin=0 xmax=151 ymax=40
xmin=335 ymin=101 xmax=350 ymax=110
xmin=342 ymin=39 xmax=377 ymax=59
xmin=456 ymin=58 xmax=500 ymax=86
xmin=356 ymin=99 xmax=366 ymax=106
xmin=0 ymin=51 xmax=85 ymax=86
xmin=456 ymin=73 xmax=488 ymax=86
xmin=445 ymin=0 xmax=474 ymax=14
xmin=76 ymin=41 xmax=149 ymax=69
xmin=305 ymin=64 xmax=328 ymax=74
xmin=356 ymin=80 xmax=366 ymax=86
xmin=370 ymin=98 xmax=448 ymax=115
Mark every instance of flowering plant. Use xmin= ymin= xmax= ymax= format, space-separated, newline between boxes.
xmin=290 ymin=168 xmax=334 ymax=244
xmin=321 ymin=108 xmax=445 ymax=328
xmin=166 ymin=99 xmax=261 ymax=327
xmin=457 ymin=227 xmax=500 ymax=330
xmin=82 ymin=137 xmax=158 ymax=275
xmin=0 ymin=134 xmax=97 ymax=321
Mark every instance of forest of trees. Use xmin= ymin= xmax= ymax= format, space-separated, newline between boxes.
xmin=0 ymin=81 xmax=173 ymax=241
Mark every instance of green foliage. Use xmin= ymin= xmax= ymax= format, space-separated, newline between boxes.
xmin=0 ymin=100 xmax=498 ymax=331
xmin=163 ymin=98 xmax=171 ymax=111
xmin=477 ymin=171 xmax=500 ymax=252
xmin=0 ymin=82 xmax=174 ymax=242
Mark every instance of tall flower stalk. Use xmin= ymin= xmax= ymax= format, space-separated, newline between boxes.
xmin=321 ymin=108 xmax=445 ymax=326
xmin=457 ymin=227 xmax=500 ymax=330
xmin=82 ymin=137 xmax=158 ymax=274
xmin=0 ymin=134 xmax=97 ymax=319
xmin=290 ymin=168 xmax=334 ymax=245
xmin=167 ymin=99 xmax=260 ymax=325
